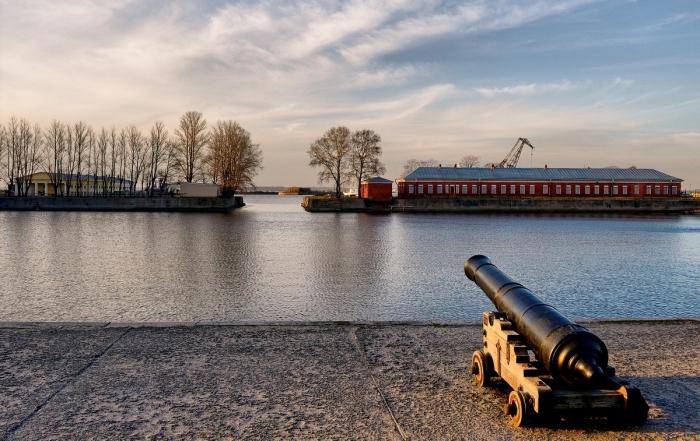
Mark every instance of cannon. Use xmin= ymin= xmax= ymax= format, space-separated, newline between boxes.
xmin=465 ymin=255 xmax=648 ymax=427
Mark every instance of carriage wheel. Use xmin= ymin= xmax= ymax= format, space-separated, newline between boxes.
xmin=507 ymin=391 xmax=531 ymax=427
xmin=471 ymin=350 xmax=492 ymax=387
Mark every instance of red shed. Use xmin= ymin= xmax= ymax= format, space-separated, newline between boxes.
xmin=360 ymin=176 xmax=393 ymax=202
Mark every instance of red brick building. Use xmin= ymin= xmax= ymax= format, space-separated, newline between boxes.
xmin=397 ymin=167 xmax=682 ymax=198
xmin=360 ymin=176 xmax=393 ymax=202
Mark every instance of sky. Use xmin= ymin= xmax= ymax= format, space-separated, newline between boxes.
xmin=1 ymin=0 xmax=699 ymax=188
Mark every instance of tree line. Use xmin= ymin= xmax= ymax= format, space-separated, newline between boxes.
xmin=0 ymin=111 xmax=263 ymax=197
xmin=307 ymin=126 xmax=385 ymax=197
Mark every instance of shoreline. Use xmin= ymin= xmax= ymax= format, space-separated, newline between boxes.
xmin=0 ymin=195 xmax=244 ymax=212
xmin=1 ymin=317 xmax=698 ymax=328
xmin=302 ymin=195 xmax=700 ymax=214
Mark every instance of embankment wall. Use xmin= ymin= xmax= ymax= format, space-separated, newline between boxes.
xmin=301 ymin=197 xmax=390 ymax=213
xmin=303 ymin=196 xmax=699 ymax=213
xmin=0 ymin=196 xmax=244 ymax=212
xmin=391 ymin=197 xmax=699 ymax=213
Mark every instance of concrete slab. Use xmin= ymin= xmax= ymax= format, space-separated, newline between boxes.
xmin=6 ymin=325 xmax=396 ymax=440
xmin=0 ymin=327 xmax=126 ymax=438
xmin=0 ymin=321 xmax=698 ymax=440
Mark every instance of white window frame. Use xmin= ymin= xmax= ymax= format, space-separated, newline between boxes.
xmin=428 ymin=184 xmax=433 ymax=194
xmin=585 ymin=185 xmax=590 ymax=195
xmin=510 ymin=184 xmax=516 ymax=194
xmin=613 ymin=185 xmax=618 ymax=195
xmin=529 ymin=184 xmax=535 ymax=195
xmin=437 ymin=184 xmax=443 ymax=194
xmin=418 ymin=184 xmax=424 ymax=194
xmin=556 ymin=185 xmax=562 ymax=195
xmin=543 ymin=185 xmax=549 ymax=195
xmin=481 ymin=184 xmax=488 ymax=194
xmin=408 ymin=185 xmax=415 ymax=194
xmin=566 ymin=185 xmax=572 ymax=195
xmin=575 ymin=185 xmax=581 ymax=195
xmin=519 ymin=184 xmax=525 ymax=194
xmin=462 ymin=185 xmax=468 ymax=194
xmin=646 ymin=185 xmax=651 ymax=195
xmin=672 ymin=186 xmax=677 ymax=195
xmin=491 ymin=184 xmax=497 ymax=194
xmin=634 ymin=185 xmax=640 ymax=195
xmin=594 ymin=185 xmax=600 ymax=195
xmin=623 ymin=185 xmax=628 ymax=195
xmin=604 ymin=185 xmax=609 ymax=195
xmin=655 ymin=185 xmax=660 ymax=195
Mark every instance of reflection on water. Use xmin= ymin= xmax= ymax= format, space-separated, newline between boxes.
xmin=0 ymin=195 xmax=698 ymax=322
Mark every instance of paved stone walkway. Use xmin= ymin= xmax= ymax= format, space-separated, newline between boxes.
xmin=1 ymin=320 xmax=698 ymax=440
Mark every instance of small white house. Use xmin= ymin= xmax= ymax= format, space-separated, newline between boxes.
xmin=169 ymin=182 xmax=220 ymax=197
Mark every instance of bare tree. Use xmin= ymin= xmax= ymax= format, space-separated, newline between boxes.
xmin=209 ymin=120 xmax=263 ymax=196
xmin=64 ymin=126 xmax=76 ymax=195
xmin=348 ymin=129 xmax=385 ymax=196
xmin=458 ymin=155 xmax=480 ymax=168
xmin=308 ymin=126 xmax=351 ymax=197
xmin=117 ymin=128 xmax=128 ymax=193
xmin=108 ymin=128 xmax=118 ymax=195
xmin=43 ymin=121 xmax=66 ymax=196
xmin=72 ymin=122 xmax=90 ymax=195
xmin=96 ymin=128 xmax=109 ymax=195
xmin=401 ymin=158 xmax=438 ymax=178
xmin=0 ymin=124 xmax=5 ymax=191
xmin=146 ymin=121 xmax=168 ymax=195
xmin=86 ymin=128 xmax=96 ymax=195
xmin=126 ymin=126 xmax=145 ymax=194
xmin=15 ymin=120 xmax=42 ymax=196
xmin=175 ymin=111 xmax=208 ymax=182
xmin=159 ymin=141 xmax=178 ymax=191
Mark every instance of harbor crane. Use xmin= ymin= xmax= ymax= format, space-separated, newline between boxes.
xmin=497 ymin=138 xmax=534 ymax=168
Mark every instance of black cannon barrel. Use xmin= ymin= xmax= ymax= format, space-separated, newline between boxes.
xmin=465 ymin=255 xmax=612 ymax=388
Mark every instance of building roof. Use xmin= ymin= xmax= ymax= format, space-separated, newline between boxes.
xmin=402 ymin=167 xmax=682 ymax=182
xmin=362 ymin=176 xmax=393 ymax=184
xmin=19 ymin=172 xmax=132 ymax=183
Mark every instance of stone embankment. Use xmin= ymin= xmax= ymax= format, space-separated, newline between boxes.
xmin=1 ymin=320 xmax=698 ymax=440
xmin=0 ymin=196 xmax=244 ymax=212
xmin=304 ymin=196 xmax=700 ymax=214
xmin=301 ymin=196 xmax=390 ymax=213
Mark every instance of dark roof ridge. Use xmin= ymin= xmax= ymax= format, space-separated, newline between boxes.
xmin=402 ymin=167 xmax=682 ymax=182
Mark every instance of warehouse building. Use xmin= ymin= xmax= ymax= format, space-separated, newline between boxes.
xmin=397 ymin=167 xmax=682 ymax=198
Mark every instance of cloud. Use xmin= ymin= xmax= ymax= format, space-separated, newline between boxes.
xmin=0 ymin=0 xmax=697 ymax=186
xmin=339 ymin=0 xmax=599 ymax=64
xmin=475 ymin=81 xmax=577 ymax=97
xmin=612 ymin=77 xmax=634 ymax=87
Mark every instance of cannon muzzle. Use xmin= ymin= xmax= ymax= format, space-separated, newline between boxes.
xmin=465 ymin=255 xmax=611 ymax=388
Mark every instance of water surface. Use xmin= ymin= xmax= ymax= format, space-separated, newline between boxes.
xmin=0 ymin=195 xmax=698 ymax=322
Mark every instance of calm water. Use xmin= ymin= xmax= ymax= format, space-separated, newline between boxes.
xmin=0 ymin=195 xmax=698 ymax=322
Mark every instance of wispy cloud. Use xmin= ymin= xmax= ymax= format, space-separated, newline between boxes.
xmin=612 ymin=77 xmax=634 ymax=87
xmin=475 ymin=81 xmax=577 ymax=97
